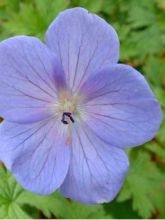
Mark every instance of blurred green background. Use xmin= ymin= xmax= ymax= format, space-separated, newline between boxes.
xmin=0 ymin=0 xmax=165 ymax=219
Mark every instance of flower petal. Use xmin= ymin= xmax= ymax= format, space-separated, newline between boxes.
xmin=0 ymin=120 xmax=70 ymax=194
xmin=80 ymin=64 xmax=162 ymax=148
xmin=0 ymin=36 xmax=65 ymax=123
xmin=46 ymin=7 xmax=119 ymax=93
xmin=60 ymin=124 xmax=129 ymax=204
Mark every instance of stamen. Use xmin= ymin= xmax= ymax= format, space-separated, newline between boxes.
xmin=61 ymin=112 xmax=75 ymax=125
xmin=0 ymin=117 xmax=4 ymax=123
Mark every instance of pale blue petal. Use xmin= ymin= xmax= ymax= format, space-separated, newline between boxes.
xmin=0 ymin=120 xmax=70 ymax=194
xmin=0 ymin=36 xmax=65 ymax=123
xmin=60 ymin=124 xmax=129 ymax=204
xmin=46 ymin=7 xmax=119 ymax=93
xmin=80 ymin=64 xmax=162 ymax=148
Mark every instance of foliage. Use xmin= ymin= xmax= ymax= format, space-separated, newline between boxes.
xmin=0 ymin=165 xmax=111 ymax=219
xmin=0 ymin=0 xmax=165 ymax=218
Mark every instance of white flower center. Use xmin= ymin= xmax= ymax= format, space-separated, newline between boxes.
xmin=57 ymin=90 xmax=81 ymax=119
xmin=53 ymin=90 xmax=84 ymax=145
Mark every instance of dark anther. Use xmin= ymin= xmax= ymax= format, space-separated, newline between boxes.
xmin=0 ymin=117 xmax=4 ymax=123
xmin=61 ymin=112 xmax=75 ymax=125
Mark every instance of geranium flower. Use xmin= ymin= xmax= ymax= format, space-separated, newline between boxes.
xmin=0 ymin=8 xmax=162 ymax=204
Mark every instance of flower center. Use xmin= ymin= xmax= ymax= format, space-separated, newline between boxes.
xmin=53 ymin=90 xmax=83 ymax=145
xmin=61 ymin=112 xmax=75 ymax=124
xmin=52 ymin=90 xmax=85 ymax=145
xmin=55 ymin=90 xmax=82 ymax=123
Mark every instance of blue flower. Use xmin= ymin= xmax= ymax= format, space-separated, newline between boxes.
xmin=0 ymin=8 xmax=162 ymax=204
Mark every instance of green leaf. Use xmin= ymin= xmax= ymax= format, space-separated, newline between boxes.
xmin=71 ymin=0 xmax=103 ymax=13
xmin=145 ymin=142 xmax=165 ymax=163
xmin=0 ymin=165 xmax=31 ymax=219
xmin=157 ymin=118 xmax=165 ymax=144
xmin=3 ymin=0 xmax=69 ymax=39
xmin=120 ymin=25 xmax=163 ymax=60
xmin=104 ymin=200 xmax=140 ymax=219
xmin=4 ymin=0 xmax=20 ymax=12
xmin=143 ymin=56 xmax=165 ymax=87
xmin=127 ymin=0 xmax=156 ymax=28
xmin=0 ymin=165 xmax=109 ymax=219
xmin=117 ymin=150 xmax=164 ymax=218
xmin=154 ymin=87 xmax=165 ymax=108
xmin=19 ymin=191 xmax=110 ymax=219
